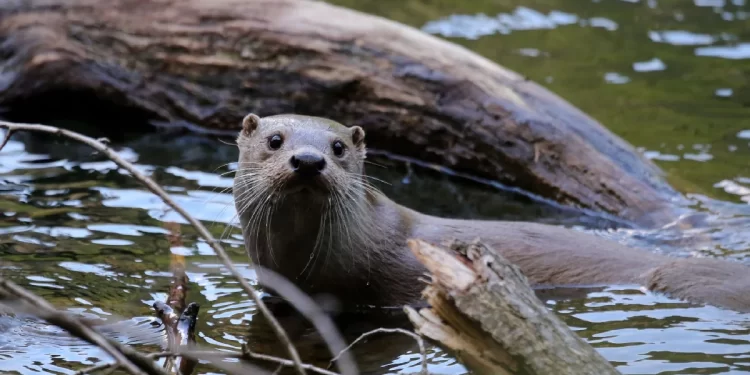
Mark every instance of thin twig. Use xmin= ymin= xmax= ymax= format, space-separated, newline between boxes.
xmin=81 ymin=347 xmax=339 ymax=375
xmin=253 ymin=266 xmax=357 ymax=375
xmin=153 ymin=301 xmax=200 ymax=375
xmin=0 ymin=120 xmax=307 ymax=375
xmin=0 ymin=278 xmax=169 ymax=375
xmin=154 ymin=237 xmax=198 ymax=375
xmin=176 ymin=349 xmax=272 ymax=375
xmin=330 ymin=328 xmax=429 ymax=375
xmin=76 ymin=351 xmax=246 ymax=375
xmin=0 ymin=128 xmax=13 ymax=151
xmin=76 ymin=361 xmax=112 ymax=375
xmin=117 ymin=349 xmax=271 ymax=375
xmin=243 ymin=344 xmax=339 ymax=375
xmin=75 ymin=352 xmax=180 ymax=375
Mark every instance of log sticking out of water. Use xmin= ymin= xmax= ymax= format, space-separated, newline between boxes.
xmin=0 ymin=0 xmax=685 ymax=227
xmin=405 ymin=239 xmax=621 ymax=375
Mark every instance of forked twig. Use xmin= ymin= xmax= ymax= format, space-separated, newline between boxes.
xmin=155 ymin=227 xmax=199 ymax=375
xmin=0 ymin=121 xmax=307 ymax=375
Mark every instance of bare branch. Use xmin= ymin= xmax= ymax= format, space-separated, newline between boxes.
xmin=76 ymin=362 xmax=112 ymax=375
xmin=0 ymin=278 xmax=169 ymax=375
xmin=76 ymin=350 xmax=262 ymax=375
xmin=154 ymin=235 xmax=198 ymax=375
xmin=0 ymin=120 xmax=306 ymax=375
xmin=243 ymin=345 xmax=339 ymax=375
xmin=165 ymin=350 xmax=271 ymax=375
xmin=75 ymin=352 xmax=192 ymax=375
xmin=329 ymin=328 xmax=429 ymax=375
xmin=153 ymin=301 xmax=200 ymax=375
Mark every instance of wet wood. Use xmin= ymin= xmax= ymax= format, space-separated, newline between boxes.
xmin=0 ymin=0 xmax=685 ymax=226
xmin=405 ymin=239 xmax=621 ymax=375
xmin=153 ymin=222 xmax=199 ymax=375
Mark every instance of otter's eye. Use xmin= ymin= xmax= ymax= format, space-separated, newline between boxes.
xmin=268 ymin=134 xmax=283 ymax=150
xmin=332 ymin=140 xmax=345 ymax=157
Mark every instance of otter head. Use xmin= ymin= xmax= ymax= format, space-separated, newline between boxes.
xmin=235 ymin=113 xmax=367 ymax=201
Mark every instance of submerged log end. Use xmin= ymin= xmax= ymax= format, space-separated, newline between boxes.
xmin=404 ymin=294 xmax=517 ymax=375
xmin=407 ymin=238 xmax=622 ymax=375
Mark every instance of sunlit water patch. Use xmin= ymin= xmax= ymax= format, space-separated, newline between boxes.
xmin=1 ymin=123 xmax=750 ymax=374
xmin=422 ymin=6 xmax=619 ymax=39
xmin=545 ymin=285 xmax=750 ymax=374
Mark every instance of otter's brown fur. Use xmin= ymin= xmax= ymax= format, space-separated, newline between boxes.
xmin=234 ymin=114 xmax=750 ymax=312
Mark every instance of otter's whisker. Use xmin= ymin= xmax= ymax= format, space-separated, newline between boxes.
xmin=331 ymin=187 xmax=354 ymax=273
xmin=265 ymin=178 xmax=288 ymax=269
xmin=358 ymin=173 xmax=392 ymax=187
xmin=300 ymin=200 xmax=328 ymax=281
xmin=321 ymin=196 xmax=336 ymax=275
xmin=264 ymin=197 xmax=278 ymax=268
xmin=364 ymin=160 xmax=388 ymax=169
xmin=218 ymin=212 xmax=242 ymax=249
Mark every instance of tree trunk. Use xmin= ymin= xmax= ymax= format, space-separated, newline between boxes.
xmin=0 ymin=0 xmax=686 ymax=226
xmin=405 ymin=239 xmax=621 ymax=375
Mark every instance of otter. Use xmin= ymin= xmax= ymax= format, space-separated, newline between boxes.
xmin=233 ymin=113 xmax=750 ymax=312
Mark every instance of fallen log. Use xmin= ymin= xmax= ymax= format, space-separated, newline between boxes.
xmin=405 ymin=239 xmax=621 ymax=375
xmin=0 ymin=0 xmax=686 ymax=226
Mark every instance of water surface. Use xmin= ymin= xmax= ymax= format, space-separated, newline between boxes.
xmin=3 ymin=0 xmax=750 ymax=374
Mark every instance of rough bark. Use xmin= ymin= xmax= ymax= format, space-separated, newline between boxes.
xmin=0 ymin=0 xmax=685 ymax=226
xmin=405 ymin=239 xmax=621 ymax=375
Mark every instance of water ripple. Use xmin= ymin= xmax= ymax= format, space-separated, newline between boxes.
xmin=422 ymin=7 xmax=617 ymax=39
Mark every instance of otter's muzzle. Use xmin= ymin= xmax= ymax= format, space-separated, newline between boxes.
xmin=289 ymin=151 xmax=326 ymax=177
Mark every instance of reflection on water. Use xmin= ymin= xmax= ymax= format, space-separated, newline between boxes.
xmin=0 ymin=130 xmax=603 ymax=374
xmin=545 ymin=285 xmax=750 ymax=374
xmin=335 ymin=0 xmax=750 ymax=202
xmin=0 ymin=314 xmax=163 ymax=374
xmin=422 ymin=7 xmax=619 ymax=38
xmin=2 ymin=0 xmax=750 ymax=373
xmin=1 ymin=129 xmax=750 ymax=374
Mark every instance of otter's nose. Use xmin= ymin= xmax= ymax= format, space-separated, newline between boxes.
xmin=290 ymin=152 xmax=326 ymax=177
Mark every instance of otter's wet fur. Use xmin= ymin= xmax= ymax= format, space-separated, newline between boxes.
xmin=234 ymin=113 xmax=750 ymax=312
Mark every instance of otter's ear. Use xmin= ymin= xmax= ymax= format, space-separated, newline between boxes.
xmin=351 ymin=126 xmax=365 ymax=149
xmin=241 ymin=113 xmax=260 ymax=136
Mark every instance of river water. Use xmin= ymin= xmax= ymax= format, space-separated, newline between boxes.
xmin=2 ymin=0 xmax=750 ymax=374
